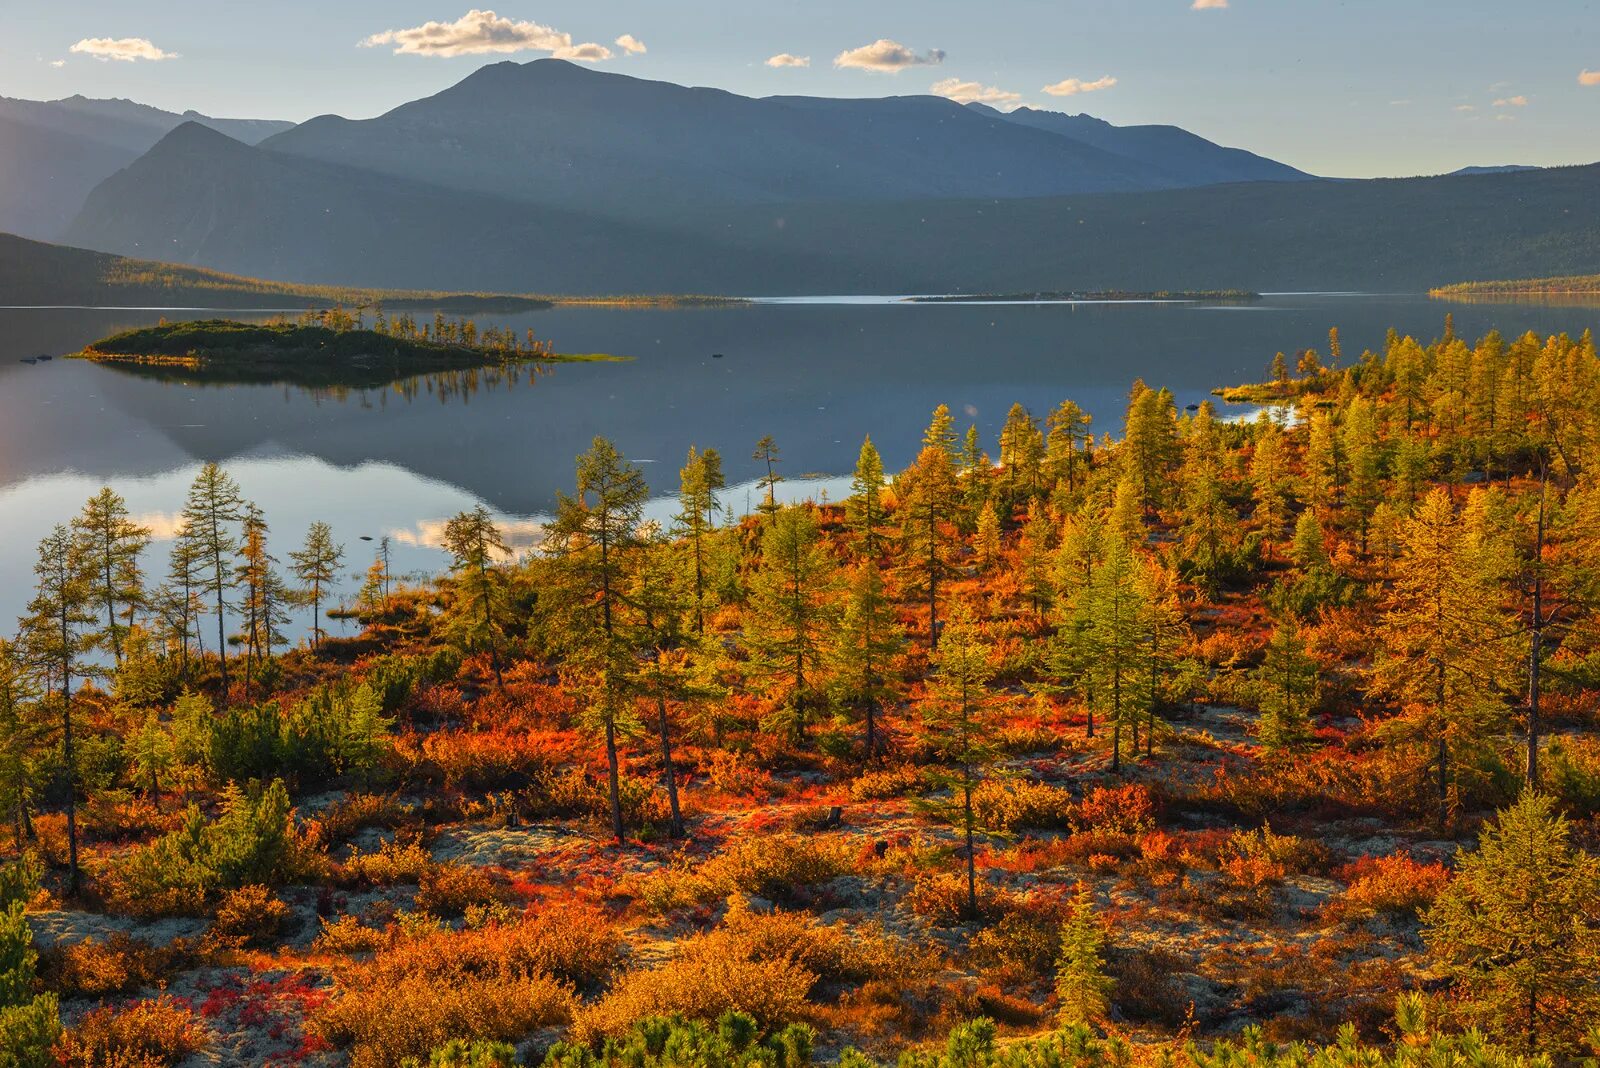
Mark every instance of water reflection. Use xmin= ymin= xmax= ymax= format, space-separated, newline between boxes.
xmin=3 ymin=294 xmax=1597 ymax=638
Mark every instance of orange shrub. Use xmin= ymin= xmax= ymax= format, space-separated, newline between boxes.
xmin=56 ymin=994 xmax=209 ymax=1067
xmin=1073 ymin=783 xmax=1157 ymax=835
xmin=1333 ymin=853 xmax=1450 ymax=917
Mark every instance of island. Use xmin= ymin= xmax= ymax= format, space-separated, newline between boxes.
xmin=906 ymin=289 xmax=1259 ymax=303
xmin=1430 ymin=274 xmax=1600 ymax=302
xmin=72 ymin=313 xmax=624 ymax=389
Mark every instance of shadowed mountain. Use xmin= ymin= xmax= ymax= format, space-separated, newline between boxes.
xmin=970 ymin=103 xmax=1312 ymax=187
xmin=64 ymin=119 xmax=1600 ymax=295
xmin=0 ymin=94 xmax=291 ymax=239
xmin=256 ymin=59 xmax=1193 ymax=220
xmin=65 ymin=122 xmax=837 ymax=293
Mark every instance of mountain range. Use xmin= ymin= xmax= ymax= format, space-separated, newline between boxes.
xmin=7 ymin=59 xmax=1599 ymax=295
xmin=0 ymin=95 xmax=292 ymax=240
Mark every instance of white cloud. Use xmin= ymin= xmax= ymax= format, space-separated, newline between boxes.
xmin=1579 ymin=69 xmax=1600 ymax=87
xmin=834 ymin=39 xmax=945 ymax=72
xmin=930 ymin=77 xmax=1021 ymax=108
xmin=766 ymin=53 xmax=811 ymax=68
xmin=49 ymin=59 xmax=66 ymax=69
xmin=1494 ymin=113 xmax=1517 ymax=122
xmin=1041 ymin=75 xmax=1118 ymax=97
xmin=360 ymin=9 xmax=607 ymax=59
xmin=615 ymin=34 xmax=646 ymax=55
xmin=68 ymin=37 xmax=178 ymax=62
xmin=554 ymin=42 xmax=612 ymax=62
xmin=1455 ymin=104 xmax=1477 ymax=112
xmin=1192 ymin=0 xmax=1229 ymax=9
xmin=1492 ymin=95 xmax=1528 ymax=107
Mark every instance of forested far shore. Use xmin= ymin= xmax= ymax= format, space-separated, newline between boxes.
xmin=2 ymin=316 xmax=1599 ymax=1067
xmin=1430 ymin=274 xmax=1600 ymax=299
xmin=0 ymin=230 xmax=746 ymax=312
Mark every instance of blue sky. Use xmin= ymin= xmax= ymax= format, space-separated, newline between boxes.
xmin=6 ymin=0 xmax=1599 ymax=178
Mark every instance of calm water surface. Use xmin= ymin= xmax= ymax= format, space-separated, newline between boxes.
xmin=1 ymin=294 xmax=1595 ymax=635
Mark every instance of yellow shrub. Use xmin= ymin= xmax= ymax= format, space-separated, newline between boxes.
xmin=631 ymin=835 xmax=852 ymax=912
xmin=209 ymin=885 xmax=291 ymax=948
xmin=415 ymin=864 xmax=501 ymax=917
xmin=972 ymin=778 xmax=1075 ymax=832
xmin=574 ymin=942 xmax=813 ymax=1041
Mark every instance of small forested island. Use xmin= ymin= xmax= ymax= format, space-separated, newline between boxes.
xmin=908 ymin=289 xmax=1259 ymax=303
xmin=1430 ymin=274 xmax=1600 ymax=302
xmin=5 ymin=316 xmax=1600 ymax=1068
xmin=72 ymin=308 xmax=622 ymax=388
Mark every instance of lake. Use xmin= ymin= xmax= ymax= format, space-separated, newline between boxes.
xmin=1 ymin=294 xmax=1595 ymax=638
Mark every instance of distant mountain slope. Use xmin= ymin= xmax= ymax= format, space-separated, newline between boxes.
xmin=258 ymin=59 xmax=1192 ymax=220
xmin=0 ymin=95 xmax=291 ymax=239
xmin=972 ymin=104 xmax=1312 ymax=186
xmin=65 ymin=123 xmax=1600 ymax=295
xmin=65 ymin=123 xmax=829 ymax=293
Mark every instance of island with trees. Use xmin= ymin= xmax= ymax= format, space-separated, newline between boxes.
xmin=71 ymin=308 xmax=624 ymax=389
xmin=3 ymin=317 xmax=1599 ymax=1067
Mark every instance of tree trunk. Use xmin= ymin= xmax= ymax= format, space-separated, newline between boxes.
xmin=656 ymin=686 xmax=684 ymax=838
xmin=605 ymin=714 xmax=624 ymax=843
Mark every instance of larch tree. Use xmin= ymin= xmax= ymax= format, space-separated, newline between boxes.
xmin=0 ymin=641 xmax=44 ymax=849
xmin=1249 ymin=611 xmax=1320 ymax=753
xmin=1249 ymin=419 xmax=1292 ymax=558
xmin=441 ymin=505 xmax=512 ymax=688
xmin=846 ymin=436 xmax=887 ymax=559
xmin=1423 ymin=791 xmax=1600 ymax=1054
xmin=1175 ymin=404 xmax=1243 ymax=596
xmin=1121 ymin=381 xmax=1178 ymax=510
xmin=1080 ymin=529 xmax=1149 ymax=772
xmin=1055 ymin=883 xmax=1114 ymax=1026
xmin=1372 ymin=487 xmax=1518 ymax=825
xmin=753 ymin=435 xmax=783 ymax=516
xmin=899 ymin=445 xmax=957 ymax=648
xmin=545 ymin=437 xmax=649 ymax=842
xmin=236 ymin=503 xmax=292 ymax=693
xmin=998 ymin=403 xmax=1044 ymax=505
xmin=630 ymin=524 xmax=689 ymax=837
xmin=1016 ymin=508 xmax=1056 ymax=623
xmin=1045 ymin=399 xmax=1092 ymax=496
xmin=921 ymin=606 xmax=997 ymax=920
xmin=1135 ymin=556 xmax=1188 ymax=758
xmin=289 ymin=521 xmax=344 ymax=652
xmin=746 ymin=503 xmax=837 ymax=744
xmin=830 ymin=558 xmax=903 ymax=763
xmin=20 ymin=525 xmax=95 ymax=895
xmin=674 ymin=446 xmax=723 ymax=634
xmin=973 ymin=500 xmax=1002 ymax=574
xmin=72 ymin=487 xmax=150 ymax=668
xmin=180 ymin=463 xmax=245 ymax=692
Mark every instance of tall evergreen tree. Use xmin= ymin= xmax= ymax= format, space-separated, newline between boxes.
xmin=1055 ymin=883 xmax=1113 ymax=1026
xmin=20 ymin=526 xmax=94 ymax=894
xmin=289 ymin=521 xmax=344 ymax=652
xmin=441 ymin=505 xmax=512 ymax=686
xmin=1373 ymin=487 xmax=1517 ymax=825
xmin=753 ymin=435 xmax=783 ymax=516
xmin=830 ymin=559 xmax=903 ymax=763
xmin=180 ymin=463 xmax=245 ymax=692
xmin=846 ymin=436 xmax=887 ymax=559
xmin=674 ymin=446 xmax=723 ymax=634
xmin=72 ymin=487 xmax=149 ymax=667
xmin=1424 ymin=791 xmax=1600 ymax=1054
xmin=746 ymin=504 xmax=837 ymax=744
xmin=545 ymin=438 xmax=649 ymax=842
xmin=899 ymin=446 xmax=957 ymax=648
xmin=921 ymin=606 xmax=996 ymax=920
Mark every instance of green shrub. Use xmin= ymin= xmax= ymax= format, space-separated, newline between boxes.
xmin=106 ymin=778 xmax=313 ymax=915
xmin=549 ymin=1012 xmax=813 ymax=1068
xmin=0 ymin=900 xmax=60 ymax=1067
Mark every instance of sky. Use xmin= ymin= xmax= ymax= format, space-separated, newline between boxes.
xmin=5 ymin=0 xmax=1599 ymax=178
